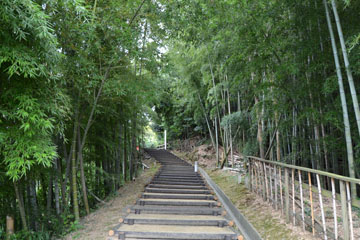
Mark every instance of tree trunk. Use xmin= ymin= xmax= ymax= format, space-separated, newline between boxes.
xmin=46 ymin=175 xmax=52 ymax=212
xmin=29 ymin=180 xmax=39 ymax=231
xmin=197 ymin=93 xmax=216 ymax=150
xmin=116 ymin=123 xmax=122 ymax=188
xmin=255 ymin=96 xmax=265 ymax=159
xmin=323 ymin=0 xmax=356 ymax=197
xmin=71 ymin=109 xmax=80 ymax=222
xmin=54 ymin=159 xmax=61 ymax=215
xmin=123 ymin=123 xmax=127 ymax=182
xmin=227 ymin=87 xmax=234 ymax=167
xmin=13 ymin=182 xmax=27 ymax=231
xmin=331 ymin=0 xmax=360 ymax=137
xmin=77 ymin=126 xmax=90 ymax=215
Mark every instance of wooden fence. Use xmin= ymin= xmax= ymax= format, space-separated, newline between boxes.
xmin=246 ymin=156 xmax=360 ymax=240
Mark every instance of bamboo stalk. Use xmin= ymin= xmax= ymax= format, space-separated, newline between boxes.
xmin=279 ymin=167 xmax=283 ymax=214
xmin=299 ymin=170 xmax=305 ymax=231
xmin=309 ymin=172 xmax=315 ymax=236
xmin=292 ymin=169 xmax=296 ymax=225
xmin=270 ymin=164 xmax=273 ymax=204
xmin=275 ymin=166 xmax=278 ymax=210
xmin=331 ymin=178 xmax=338 ymax=240
xmin=345 ymin=182 xmax=354 ymax=240
xmin=316 ymin=174 xmax=327 ymax=240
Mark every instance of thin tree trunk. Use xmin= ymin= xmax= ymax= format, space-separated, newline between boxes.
xmin=197 ymin=93 xmax=216 ymax=150
xmin=331 ymin=0 xmax=360 ymax=137
xmin=54 ymin=159 xmax=61 ymax=215
xmin=255 ymin=96 xmax=265 ymax=158
xmin=323 ymin=0 xmax=356 ymax=196
xmin=13 ymin=182 xmax=27 ymax=231
xmin=116 ymin=123 xmax=122 ymax=188
xmin=71 ymin=108 xmax=80 ymax=222
xmin=46 ymin=175 xmax=52 ymax=212
xmin=227 ymin=87 xmax=234 ymax=167
xmin=215 ymin=117 xmax=219 ymax=166
xmin=77 ymin=126 xmax=90 ymax=215
xmin=123 ymin=122 xmax=127 ymax=182
xmin=29 ymin=180 xmax=39 ymax=231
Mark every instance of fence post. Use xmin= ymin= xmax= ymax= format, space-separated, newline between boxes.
xmin=340 ymin=180 xmax=350 ymax=240
xmin=284 ymin=167 xmax=290 ymax=223
xmin=6 ymin=215 xmax=14 ymax=239
xmin=248 ymin=159 xmax=252 ymax=191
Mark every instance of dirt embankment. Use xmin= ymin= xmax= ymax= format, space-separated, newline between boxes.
xmin=62 ymin=159 xmax=159 ymax=240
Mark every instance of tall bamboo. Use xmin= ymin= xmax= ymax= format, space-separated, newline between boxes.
xmin=323 ymin=0 xmax=356 ymax=194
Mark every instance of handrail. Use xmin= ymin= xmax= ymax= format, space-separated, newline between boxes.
xmin=247 ymin=156 xmax=360 ymax=184
xmin=245 ymin=155 xmax=359 ymax=240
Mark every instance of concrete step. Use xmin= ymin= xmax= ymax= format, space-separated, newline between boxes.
xmin=147 ymin=184 xmax=207 ymax=189
xmin=150 ymin=181 xmax=205 ymax=186
xmin=130 ymin=205 xmax=226 ymax=215
xmin=122 ymin=214 xmax=229 ymax=227
xmin=117 ymin=224 xmax=237 ymax=240
xmin=152 ymin=178 xmax=205 ymax=183
xmin=142 ymin=192 xmax=215 ymax=200
xmin=154 ymin=174 xmax=201 ymax=178
xmin=145 ymin=187 xmax=211 ymax=194
xmin=137 ymin=198 xmax=219 ymax=207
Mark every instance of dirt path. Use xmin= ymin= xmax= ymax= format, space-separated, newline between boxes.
xmin=62 ymin=161 xmax=159 ymax=240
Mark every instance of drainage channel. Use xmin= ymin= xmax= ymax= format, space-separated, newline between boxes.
xmin=110 ymin=149 xmax=242 ymax=240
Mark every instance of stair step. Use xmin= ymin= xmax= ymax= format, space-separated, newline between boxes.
xmin=142 ymin=192 xmax=214 ymax=200
xmin=137 ymin=198 xmax=218 ymax=207
xmin=145 ymin=188 xmax=211 ymax=194
xmin=147 ymin=184 xmax=207 ymax=189
xmin=123 ymin=214 xmax=229 ymax=226
xmin=117 ymin=224 xmax=237 ymax=240
xmin=130 ymin=205 xmax=225 ymax=215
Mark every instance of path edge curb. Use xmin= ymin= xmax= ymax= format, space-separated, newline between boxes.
xmin=199 ymin=167 xmax=263 ymax=240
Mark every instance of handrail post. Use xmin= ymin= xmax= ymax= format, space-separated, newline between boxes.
xmin=284 ymin=167 xmax=290 ymax=223
xmin=340 ymin=180 xmax=350 ymax=240
xmin=248 ymin=158 xmax=252 ymax=191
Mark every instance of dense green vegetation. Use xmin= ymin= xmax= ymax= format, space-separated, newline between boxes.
xmin=0 ymin=0 xmax=163 ymax=238
xmin=155 ymin=1 xmax=360 ymax=180
xmin=1 ymin=0 xmax=360 ymax=237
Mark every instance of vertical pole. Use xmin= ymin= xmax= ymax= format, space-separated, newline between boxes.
xmin=298 ymin=170 xmax=305 ymax=231
xmin=248 ymin=160 xmax=252 ymax=191
xmin=309 ymin=172 xmax=315 ymax=236
xmin=194 ymin=161 xmax=198 ymax=173
xmin=279 ymin=167 xmax=283 ymax=214
xmin=6 ymin=216 xmax=14 ymax=239
xmin=345 ymin=182 xmax=354 ymax=240
xmin=331 ymin=178 xmax=338 ymax=240
xmin=292 ymin=169 xmax=296 ymax=225
xmin=316 ymin=174 xmax=327 ymax=240
xmin=263 ymin=163 xmax=269 ymax=201
xmin=270 ymin=164 xmax=273 ymax=204
xmin=340 ymin=180 xmax=349 ymax=240
xmin=164 ymin=130 xmax=167 ymax=150
xmin=274 ymin=166 xmax=278 ymax=210
xmin=285 ymin=167 xmax=290 ymax=223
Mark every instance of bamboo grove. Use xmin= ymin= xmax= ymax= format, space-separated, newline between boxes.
xmin=0 ymin=0 xmax=165 ymax=238
xmin=1 ymin=0 xmax=360 ymax=238
xmin=155 ymin=0 xmax=360 ymax=200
